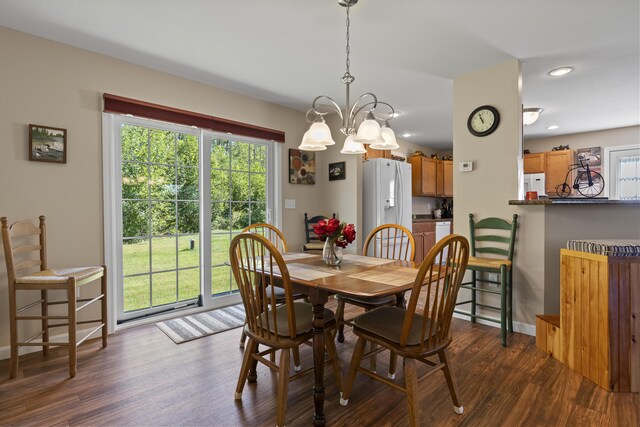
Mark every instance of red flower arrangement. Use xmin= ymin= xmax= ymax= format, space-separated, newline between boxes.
xmin=313 ymin=218 xmax=356 ymax=248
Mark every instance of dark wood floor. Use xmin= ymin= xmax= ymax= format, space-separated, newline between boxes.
xmin=0 ymin=299 xmax=638 ymax=426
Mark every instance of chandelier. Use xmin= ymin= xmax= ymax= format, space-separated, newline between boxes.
xmin=298 ymin=0 xmax=398 ymax=155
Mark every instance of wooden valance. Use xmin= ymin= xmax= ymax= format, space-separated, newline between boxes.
xmin=103 ymin=93 xmax=285 ymax=143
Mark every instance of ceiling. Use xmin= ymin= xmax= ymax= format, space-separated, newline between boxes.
xmin=0 ymin=0 xmax=638 ymax=150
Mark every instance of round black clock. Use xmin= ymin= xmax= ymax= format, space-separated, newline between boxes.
xmin=467 ymin=105 xmax=500 ymax=137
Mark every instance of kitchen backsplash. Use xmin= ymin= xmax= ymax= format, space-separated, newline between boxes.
xmin=412 ymin=196 xmax=454 ymax=218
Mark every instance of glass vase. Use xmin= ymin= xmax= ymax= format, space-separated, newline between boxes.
xmin=322 ymin=238 xmax=343 ymax=266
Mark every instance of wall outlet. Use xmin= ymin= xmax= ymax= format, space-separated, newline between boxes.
xmin=487 ymin=273 xmax=500 ymax=285
xmin=285 ymin=199 xmax=295 ymax=209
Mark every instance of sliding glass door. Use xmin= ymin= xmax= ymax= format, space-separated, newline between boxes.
xmin=111 ymin=116 xmax=276 ymax=323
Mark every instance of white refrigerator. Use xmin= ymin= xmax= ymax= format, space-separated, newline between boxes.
xmin=362 ymin=158 xmax=412 ymax=252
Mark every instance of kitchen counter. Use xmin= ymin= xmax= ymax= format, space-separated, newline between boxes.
xmin=509 ymin=198 xmax=640 ymax=205
xmin=412 ymin=215 xmax=453 ymax=222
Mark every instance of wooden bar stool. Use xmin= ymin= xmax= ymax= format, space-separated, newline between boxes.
xmin=454 ymin=213 xmax=518 ymax=346
xmin=1 ymin=215 xmax=107 ymax=378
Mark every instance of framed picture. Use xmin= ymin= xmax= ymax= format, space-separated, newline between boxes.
xmin=577 ymin=146 xmax=601 ymax=167
xmin=29 ymin=124 xmax=67 ymax=164
xmin=289 ymin=148 xmax=315 ymax=184
xmin=329 ymin=161 xmax=346 ymax=181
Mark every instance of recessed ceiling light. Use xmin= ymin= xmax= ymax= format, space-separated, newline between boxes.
xmin=547 ymin=125 xmax=559 ymax=130
xmin=548 ymin=67 xmax=573 ymax=77
xmin=401 ymin=132 xmax=412 ymax=138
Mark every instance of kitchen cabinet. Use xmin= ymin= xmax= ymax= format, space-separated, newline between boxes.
xmin=409 ymin=156 xmax=437 ymax=196
xmin=524 ymin=153 xmax=545 ymax=174
xmin=412 ymin=221 xmax=436 ymax=264
xmin=545 ymin=150 xmax=575 ymax=195
xmin=436 ymin=160 xmax=453 ymax=197
xmin=365 ymin=145 xmax=392 ymax=160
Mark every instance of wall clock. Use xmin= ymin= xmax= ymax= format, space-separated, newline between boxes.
xmin=467 ymin=105 xmax=500 ymax=137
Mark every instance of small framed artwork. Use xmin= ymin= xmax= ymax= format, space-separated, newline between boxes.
xmin=329 ymin=161 xmax=346 ymax=181
xmin=289 ymin=149 xmax=316 ymax=184
xmin=577 ymin=146 xmax=601 ymax=167
xmin=29 ymin=124 xmax=67 ymax=164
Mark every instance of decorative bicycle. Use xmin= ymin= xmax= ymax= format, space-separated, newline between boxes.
xmin=556 ymin=160 xmax=605 ymax=198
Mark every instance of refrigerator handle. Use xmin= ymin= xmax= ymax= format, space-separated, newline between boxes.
xmin=396 ymin=162 xmax=403 ymax=224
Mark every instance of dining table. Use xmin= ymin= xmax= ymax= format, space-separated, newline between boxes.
xmin=272 ymin=251 xmax=421 ymax=427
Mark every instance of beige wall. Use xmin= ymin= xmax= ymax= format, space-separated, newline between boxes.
xmin=525 ymin=125 xmax=640 ymax=153
xmin=0 ymin=26 xmax=326 ymax=351
xmin=453 ymin=59 xmax=546 ymax=329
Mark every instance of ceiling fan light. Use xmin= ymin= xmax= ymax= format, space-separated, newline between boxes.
xmin=523 ymin=107 xmax=543 ymax=126
xmin=340 ymin=134 xmax=367 ymax=154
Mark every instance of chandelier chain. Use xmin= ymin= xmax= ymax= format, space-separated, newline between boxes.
xmin=344 ymin=5 xmax=351 ymax=78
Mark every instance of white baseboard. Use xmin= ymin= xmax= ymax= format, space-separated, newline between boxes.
xmin=452 ymin=312 xmax=536 ymax=336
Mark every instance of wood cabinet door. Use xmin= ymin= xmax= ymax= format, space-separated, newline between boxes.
xmin=436 ymin=160 xmax=444 ymax=196
xmin=366 ymin=146 xmax=392 ymax=160
xmin=409 ymin=156 xmax=422 ymax=196
xmin=524 ymin=153 xmax=545 ymax=174
xmin=414 ymin=233 xmax=425 ymax=263
xmin=423 ymin=231 xmax=436 ymax=258
xmin=421 ymin=157 xmax=437 ymax=196
xmin=545 ymin=150 xmax=575 ymax=195
xmin=443 ymin=160 xmax=453 ymax=196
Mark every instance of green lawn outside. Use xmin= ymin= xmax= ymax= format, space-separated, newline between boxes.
xmin=122 ymin=232 xmax=239 ymax=312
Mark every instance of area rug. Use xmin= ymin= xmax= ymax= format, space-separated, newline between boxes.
xmin=156 ymin=304 xmax=245 ymax=344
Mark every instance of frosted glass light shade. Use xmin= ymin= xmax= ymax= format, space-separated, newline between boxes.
xmin=353 ymin=117 xmax=381 ymax=144
xmin=340 ymin=135 xmax=366 ymax=154
xmin=298 ymin=131 xmax=328 ymax=151
xmin=523 ymin=108 xmax=543 ymax=126
xmin=307 ymin=121 xmax=336 ymax=145
xmin=370 ymin=126 xmax=399 ymax=150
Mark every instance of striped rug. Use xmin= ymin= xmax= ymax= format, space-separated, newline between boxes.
xmin=156 ymin=304 xmax=245 ymax=344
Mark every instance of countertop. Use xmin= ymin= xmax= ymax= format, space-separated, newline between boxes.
xmin=412 ymin=215 xmax=454 ymax=222
xmin=509 ymin=198 xmax=640 ymax=206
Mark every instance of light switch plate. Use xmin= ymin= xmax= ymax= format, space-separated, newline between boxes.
xmin=459 ymin=161 xmax=473 ymax=172
xmin=285 ymin=199 xmax=296 ymax=209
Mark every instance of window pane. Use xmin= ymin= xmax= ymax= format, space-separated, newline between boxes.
xmin=152 ymin=271 xmax=178 ymax=306
xmin=251 ymin=145 xmax=266 ymax=173
xmin=123 ymin=238 xmax=149 ymax=276
xmin=251 ymin=203 xmax=267 ymax=225
xmin=151 ymin=202 xmax=176 ymax=235
xmin=177 ymin=202 xmax=199 ymax=234
xmin=177 ymin=167 xmax=199 ymax=200
xmin=231 ymin=172 xmax=250 ymax=201
xmin=211 ymin=169 xmax=230 ymax=201
xmin=212 ymin=233 xmax=232 ymax=267
xmin=121 ymin=124 xmax=148 ymax=163
xmin=211 ymin=138 xmax=230 ymax=170
xmin=178 ymin=234 xmax=199 ymax=268
xmin=212 ymin=266 xmax=232 ymax=295
xmin=231 ymin=202 xmax=250 ymax=231
xmin=149 ymin=165 xmax=176 ymax=200
xmin=150 ymin=129 xmax=176 ymax=164
xmin=250 ymin=173 xmax=266 ymax=202
xmin=122 ymin=163 xmax=148 ymax=200
xmin=178 ymin=268 xmax=200 ymax=302
xmin=211 ymin=202 xmax=230 ymax=232
xmin=230 ymin=141 xmax=250 ymax=171
xmin=177 ymin=133 xmax=199 ymax=166
xmin=124 ymin=275 xmax=150 ymax=312
xmin=122 ymin=200 xmax=149 ymax=238
xmin=152 ymin=236 xmax=176 ymax=272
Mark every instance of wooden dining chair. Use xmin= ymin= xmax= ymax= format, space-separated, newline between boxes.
xmin=230 ymin=232 xmax=342 ymax=427
xmin=237 ymin=224 xmax=307 ymax=358
xmin=335 ymin=223 xmax=415 ymax=344
xmin=303 ymin=213 xmax=335 ymax=252
xmin=340 ymin=234 xmax=469 ymax=427
xmin=1 ymin=215 xmax=107 ymax=378
xmin=454 ymin=214 xmax=518 ymax=347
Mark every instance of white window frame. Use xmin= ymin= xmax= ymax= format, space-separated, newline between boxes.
xmin=603 ymin=144 xmax=640 ymax=199
xmin=102 ymin=113 xmax=281 ymax=331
